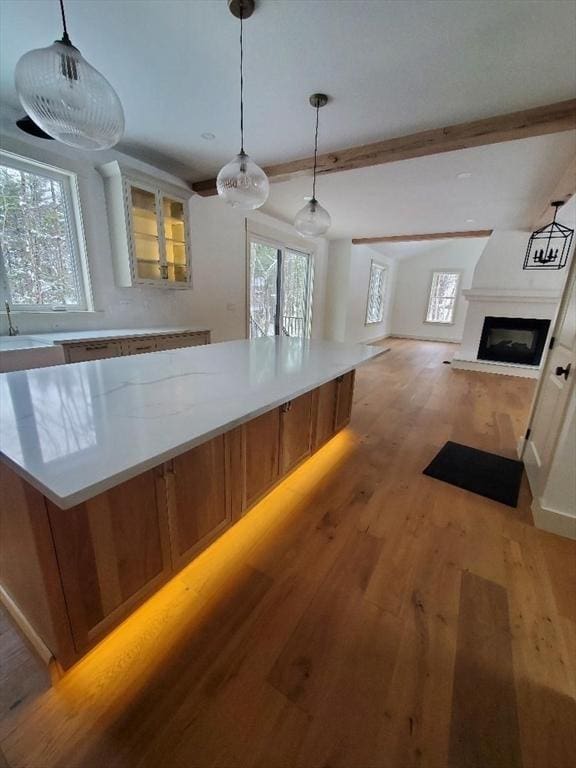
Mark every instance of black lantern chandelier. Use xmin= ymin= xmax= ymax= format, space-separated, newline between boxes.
xmin=523 ymin=201 xmax=574 ymax=270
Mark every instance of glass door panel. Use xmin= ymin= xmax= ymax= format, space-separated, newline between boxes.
xmin=282 ymin=250 xmax=310 ymax=338
xmin=130 ymin=186 xmax=162 ymax=281
xmin=249 ymin=241 xmax=280 ymax=338
xmin=163 ymin=197 xmax=188 ymax=283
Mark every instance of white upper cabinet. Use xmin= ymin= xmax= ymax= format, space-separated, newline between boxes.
xmin=99 ymin=161 xmax=192 ymax=289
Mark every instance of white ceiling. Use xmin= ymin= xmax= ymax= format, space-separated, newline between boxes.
xmin=1 ymin=0 xmax=574 ymax=240
xmin=1 ymin=0 xmax=575 ymax=181
xmin=263 ymin=132 xmax=576 ymax=238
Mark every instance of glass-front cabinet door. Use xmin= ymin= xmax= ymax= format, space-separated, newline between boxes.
xmin=162 ymin=196 xmax=188 ymax=284
xmin=129 ymin=185 xmax=163 ymax=282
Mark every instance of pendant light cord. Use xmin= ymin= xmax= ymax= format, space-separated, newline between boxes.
xmin=59 ymin=0 xmax=71 ymax=45
xmin=239 ymin=10 xmax=244 ymax=154
xmin=312 ymin=102 xmax=320 ymax=201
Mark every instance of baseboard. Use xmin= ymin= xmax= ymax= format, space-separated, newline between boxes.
xmin=364 ymin=333 xmax=391 ymax=344
xmin=531 ymin=498 xmax=576 ymax=540
xmin=388 ymin=334 xmax=461 ymax=344
xmin=451 ymin=357 xmax=540 ymax=379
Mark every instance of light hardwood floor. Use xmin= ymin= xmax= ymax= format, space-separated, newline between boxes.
xmin=1 ymin=339 xmax=575 ymax=768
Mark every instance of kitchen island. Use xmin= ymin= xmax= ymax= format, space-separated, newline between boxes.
xmin=0 ymin=337 xmax=384 ymax=673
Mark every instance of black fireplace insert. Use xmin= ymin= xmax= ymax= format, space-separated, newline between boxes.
xmin=477 ymin=316 xmax=551 ymax=366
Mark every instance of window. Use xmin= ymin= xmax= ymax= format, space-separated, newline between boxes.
xmin=365 ymin=261 xmax=387 ymax=324
xmin=0 ymin=152 xmax=91 ymax=311
xmin=426 ymin=271 xmax=460 ymax=324
xmin=248 ymin=237 xmax=313 ymax=338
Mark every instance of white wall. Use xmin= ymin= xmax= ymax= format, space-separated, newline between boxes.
xmin=0 ymin=120 xmax=328 ymax=342
xmin=389 ymin=238 xmax=487 ymax=342
xmin=324 ymin=240 xmax=396 ymax=343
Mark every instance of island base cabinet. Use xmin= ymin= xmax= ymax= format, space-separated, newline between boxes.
xmin=165 ymin=434 xmax=234 ymax=572
xmin=47 ymin=468 xmax=172 ymax=656
xmin=0 ymin=370 xmax=357 ymax=672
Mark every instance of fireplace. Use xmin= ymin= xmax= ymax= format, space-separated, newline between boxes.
xmin=477 ymin=316 xmax=551 ymax=366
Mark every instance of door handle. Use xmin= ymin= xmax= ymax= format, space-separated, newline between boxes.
xmin=555 ymin=363 xmax=571 ymax=381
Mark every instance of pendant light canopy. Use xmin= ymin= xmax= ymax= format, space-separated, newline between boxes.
xmin=15 ymin=0 xmax=124 ymax=151
xmin=294 ymin=93 xmax=332 ymax=237
xmin=217 ymin=0 xmax=269 ymax=210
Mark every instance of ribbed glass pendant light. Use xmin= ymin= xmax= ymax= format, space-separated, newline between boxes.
xmin=217 ymin=0 xmax=269 ymax=210
xmin=15 ymin=0 xmax=124 ymax=150
xmin=294 ymin=93 xmax=332 ymax=237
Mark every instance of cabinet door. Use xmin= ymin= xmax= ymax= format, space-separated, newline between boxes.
xmin=161 ymin=195 xmax=191 ymax=285
xmin=65 ymin=341 xmax=122 ymax=363
xmin=127 ymin=183 xmax=165 ymax=283
xmin=334 ymin=370 xmax=355 ymax=431
xmin=312 ymin=379 xmax=338 ymax=449
xmin=47 ymin=468 xmax=171 ymax=653
xmin=166 ymin=435 xmax=232 ymax=571
xmin=280 ymin=392 xmax=313 ymax=474
xmin=244 ymin=408 xmax=281 ymax=509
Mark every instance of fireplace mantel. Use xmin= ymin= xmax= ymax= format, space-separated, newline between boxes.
xmin=462 ymin=288 xmax=562 ymax=304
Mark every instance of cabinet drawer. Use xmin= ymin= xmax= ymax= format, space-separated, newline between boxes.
xmin=154 ymin=332 xmax=209 ymax=351
xmin=121 ymin=338 xmax=157 ymax=356
xmin=65 ymin=341 xmax=122 ymax=363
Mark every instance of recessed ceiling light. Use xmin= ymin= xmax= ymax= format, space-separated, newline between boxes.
xmin=201 ymin=132 xmax=216 ymax=141
xmin=466 ymin=218 xmax=476 ymax=223
xmin=304 ymin=195 xmax=312 ymax=201
xmin=457 ymin=172 xmax=472 ymax=179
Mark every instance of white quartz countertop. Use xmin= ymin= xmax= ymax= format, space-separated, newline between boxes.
xmin=0 ymin=337 xmax=385 ymax=509
xmin=0 ymin=326 xmax=209 ymax=352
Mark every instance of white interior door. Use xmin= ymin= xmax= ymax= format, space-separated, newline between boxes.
xmin=524 ymin=260 xmax=576 ymax=496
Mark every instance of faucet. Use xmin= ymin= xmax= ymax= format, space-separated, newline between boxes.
xmin=5 ymin=301 xmax=19 ymax=336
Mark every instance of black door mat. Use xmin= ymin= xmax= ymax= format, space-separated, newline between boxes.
xmin=423 ymin=441 xmax=524 ymax=507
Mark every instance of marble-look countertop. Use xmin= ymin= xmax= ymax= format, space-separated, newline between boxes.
xmin=0 ymin=326 xmax=209 ymax=352
xmin=0 ymin=338 xmax=386 ymax=510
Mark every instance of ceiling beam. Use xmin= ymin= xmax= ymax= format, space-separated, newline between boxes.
xmin=352 ymin=230 xmax=493 ymax=245
xmin=192 ymin=99 xmax=576 ymax=197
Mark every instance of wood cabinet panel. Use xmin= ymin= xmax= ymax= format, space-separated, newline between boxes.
xmin=167 ymin=435 xmax=232 ymax=570
xmin=47 ymin=469 xmax=171 ymax=653
xmin=335 ymin=370 xmax=355 ymax=431
xmin=154 ymin=332 xmax=209 ymax=351
xmin=64 ymin=341 xmax=122 ymax=363
xmin=244 ymin=408 xmax=281 ymax=508
xmin=313 ymin=379 xmax=338 ymax=449
xmin=280 ymin=392 xmax=313 ymax=474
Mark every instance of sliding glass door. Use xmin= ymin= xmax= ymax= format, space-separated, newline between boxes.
xmin=249 ymin=238 xmax=312 ymax=339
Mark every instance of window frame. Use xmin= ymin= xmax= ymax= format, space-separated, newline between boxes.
xmin=0 ymin=150 xmax=93 ymax=313
xmin=365 ymin=260 xmax=388 ymax=326
xmin=246 ymin=232 xmax=314 ymax=339
xmin=424 ymin=269 xmax=462 ymax=326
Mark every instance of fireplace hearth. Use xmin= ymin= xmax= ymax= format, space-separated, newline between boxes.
xmin=477 ymin=316 xmax=551 ymax=366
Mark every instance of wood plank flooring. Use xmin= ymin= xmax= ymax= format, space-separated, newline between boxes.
xmin=1 ymin=339 xmax=575 ymax=768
